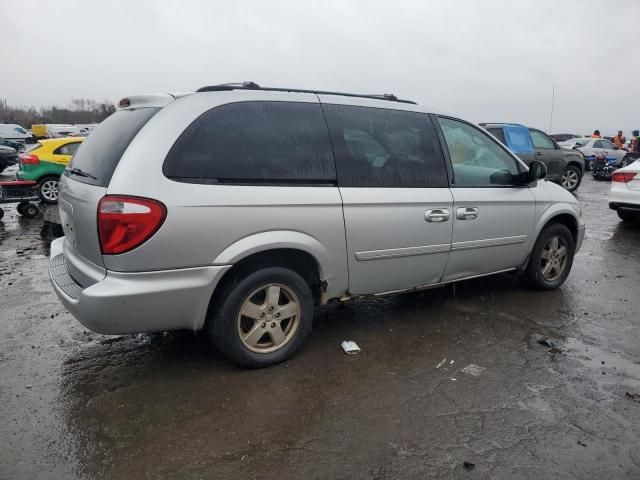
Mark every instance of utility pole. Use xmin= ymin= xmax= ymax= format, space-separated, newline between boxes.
xmin=549 ymin=85 xmax=555 ymax=133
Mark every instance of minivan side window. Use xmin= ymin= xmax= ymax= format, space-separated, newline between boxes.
xmin=530 ymin=129 xmax=556 ymax=149
xmin=438 ymin=117 xmax=521 ymax=187
xmin=323 ymin=105 xmax=448 ymax=188
xmin=164 ymin=102 xmax=336 ymax=184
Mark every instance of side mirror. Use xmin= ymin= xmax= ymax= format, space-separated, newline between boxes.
xmin=527 ymin=160 xmax=547 ymax=182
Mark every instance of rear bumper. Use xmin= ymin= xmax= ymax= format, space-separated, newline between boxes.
xmin=49 ymin=237 xmax=231 ymax=334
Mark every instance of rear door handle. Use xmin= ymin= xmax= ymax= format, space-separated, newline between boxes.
xmin=456 ymin=207 xmax=479 ymax=220
xmin=425 ymin=209 xmax=450 ymax=222
xmin=535 ymin=151 xmax=543 ymax=157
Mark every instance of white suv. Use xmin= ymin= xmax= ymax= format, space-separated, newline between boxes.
xmin=49 ymin=83 xmax=585 ymax=367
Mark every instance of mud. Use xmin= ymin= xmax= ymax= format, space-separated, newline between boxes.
xmin=1 ymin=168 xmax=639 ymax=479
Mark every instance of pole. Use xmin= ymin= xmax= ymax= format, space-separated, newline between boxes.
xmin=549 ymin=85 xmax=555 ymax=133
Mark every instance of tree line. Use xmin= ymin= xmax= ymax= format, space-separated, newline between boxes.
xmin=0 ymin=98 xmax=116 ymax=127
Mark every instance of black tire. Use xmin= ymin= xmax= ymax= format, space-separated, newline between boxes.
xmin=38 ymin=176 xmax=60 ymax=204
xmin=560 ymin=165 xmax=582 ymax=192
xmin=617 ymin=209 xmax=637 ymax=222
xmin=208 ymin=267 xmax=314 ymax=368
xmin=0 ymin=208 xmax=4 ymax=220
xmin=22 ymin=203 xmax=38 ymax=218
xmin=16 ymin=201 xmax=29 ymax=216
xmin=525 ymin=223 xmax=575 ymax=290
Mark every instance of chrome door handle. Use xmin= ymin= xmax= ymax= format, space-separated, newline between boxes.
xmin=425 ymin=209 xmax=450 ymax=222
xmin=456 ymin=207 xmax=479 ymax=220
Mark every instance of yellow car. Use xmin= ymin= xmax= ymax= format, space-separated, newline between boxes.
xmin=17 ymin=137 xmax=85 ymax=203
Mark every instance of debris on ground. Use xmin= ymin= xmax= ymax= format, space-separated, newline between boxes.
xmin=463 ymin=461 xmax=476 ymax=470
xmin=625 ymin=392 xmax=640 ymax=402
xmin=341 ymin=340 xmax=360 ymax=355
xmin=436 ymin=358 xmax=447 ymax=369
xmin=578 ymin=441 xmax=587 ymax=447
xmin=461 ymin=364 xmax=486 ymax=376
xmin=537 ymin=338 xmax=557 ymax=349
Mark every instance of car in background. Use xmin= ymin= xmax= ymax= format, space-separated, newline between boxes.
xmin=0 ymin=145 xmax=18 ymax=173
xmin=609 ymin=163 xmax=640 ymax=222
xmin=559 ymin=137 xmax=631 ymax=170
xmin=16 ymin=137 xmax=84 ymax=203
xmin=0 ymin=137 xmax=25 ymax=152
xmin=481 ymin=123 xmax=585 ymax=192
xmin=551 ymin=133 xmax=581 ymax=143
xmin=0 ymin=123 xmax=33 ymax=143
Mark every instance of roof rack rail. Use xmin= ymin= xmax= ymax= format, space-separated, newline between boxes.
xmin=196 ymin=82 xmax=416 ymax=104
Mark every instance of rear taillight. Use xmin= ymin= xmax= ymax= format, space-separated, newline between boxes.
xmin=97 ymin=196 xmax=166 ymax=255
xmin=612 ymin=172 xmax=637 ymax=183
xmin=19 ymin=153 xmax=40 ymax=165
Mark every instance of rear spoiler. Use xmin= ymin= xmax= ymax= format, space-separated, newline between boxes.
xmin=117 ymin=92 xmax=192 ymax=110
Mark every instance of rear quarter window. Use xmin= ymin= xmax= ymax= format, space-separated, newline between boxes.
xmin=163 ymin=101 xmax=336 ymax=184
xmin=65 ymin=108 xmax=159 ymax=187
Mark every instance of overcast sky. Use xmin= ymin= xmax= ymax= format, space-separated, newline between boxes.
xmin=1 ymin=0 xmax=638 ymax=134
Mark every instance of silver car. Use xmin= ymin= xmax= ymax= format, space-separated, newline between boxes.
xmin=560 ymin=137 xmax=631 ymax=170
xmin=49 ymin=83 xmax=585 ymax=367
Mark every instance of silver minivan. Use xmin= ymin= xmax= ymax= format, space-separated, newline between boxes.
xmin=49 ymin=83 xmax=585 ymax=367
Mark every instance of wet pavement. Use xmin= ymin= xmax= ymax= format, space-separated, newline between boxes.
xmin=1 ymin=168 xmax=640 ymax=479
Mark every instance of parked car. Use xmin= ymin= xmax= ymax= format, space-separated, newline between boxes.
xmin=49 ymin=84 xmax=584 ymax=368
xmin=0 ymin=145 xmax=18 ymax=173
xmin=559 ymin=137 xmax=631 ymax=170
xmin=0 ymin=137 xmax=25 ymax=152
xmin=16 ymin=137 xmax=84 ymax=203
xmin=0 ymin=123 xmax=33 ymax=143
xmin=551 ymin=133 xmax=582 ymax=143
xmin=481 ymin=123 xmax=585 ymax=192
xmin=609 ymin=162 xmax=640 ymax=222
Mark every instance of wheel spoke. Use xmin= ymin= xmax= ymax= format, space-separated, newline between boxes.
xmin=266 ymin=285 xmax=281 ymax=306
xmin=243 ymin=323 xmax=265 ymax=347
xmin=541 ymin=249 xmax=551 ymax=260
xmin=269 ymin=325 xmax=286 ymax=346
xmin=542 ymin=261 xmax=553 ymax=277
xmin=275 ymin=302 xmax=300 ymax=321
xmin=240 ymin=300 xmax=264 ymax=320
xmin=550 ymin=236 xmax=559 ymax=251
xmin=556 ymin=246 xmax=567 ymax=261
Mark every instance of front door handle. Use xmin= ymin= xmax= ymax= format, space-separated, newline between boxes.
xmin=456 ymin=207 xmax=479 ymax=220
xmin=425 ymin=209 xmax=450 ymax=222
xmin=535 ymin=151 xmax=543 ymax=157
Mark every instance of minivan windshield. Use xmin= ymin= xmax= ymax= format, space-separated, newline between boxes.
xmin=65 ymin=107 xmax=159 ymax=187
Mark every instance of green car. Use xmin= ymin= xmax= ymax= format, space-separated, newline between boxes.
xmin=17 ymin=137 xmax=84 ymax=203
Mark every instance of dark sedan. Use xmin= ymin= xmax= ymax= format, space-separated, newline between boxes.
xmin=0 ymin=146 xmax=18 ymax=173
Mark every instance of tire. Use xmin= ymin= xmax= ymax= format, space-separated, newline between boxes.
xmin=208 ymin=267 xmax=314 ymax=368
xmin=617 ymin=209 xmax=637 ymax=222
xmin=22 ymin=203 xmax=38 ymax=218
xmin=0 ymin=208 xmax=4 ymax=220
xmin=16 ymin=201 xmax=28 ymax=216
xmin=560 ymin=165 xmax=582 ymax=192
xmin=38 ymin=176 xmax=60 ymax=204
xmin=525 ymin=223 xmax=575 ymax=290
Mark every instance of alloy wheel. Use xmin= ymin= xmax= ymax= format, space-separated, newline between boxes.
xmin=561 ymin=170 xmax=579 ymax=190
xmin=40 ymin=179 xmax=59 ymax=202
xmin=540 ymin=235 xmax=568 ymax=282
xmin=237 ymin=283 xmax=301 ymax=353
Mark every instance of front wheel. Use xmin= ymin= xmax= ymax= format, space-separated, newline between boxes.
xmin=560 ymin=165 xmax=582 ymax=192
xmin=208 ymin=267 xmax=314 ymax=368
xmin=38 ymin=177 xmax=60 ymax=204
xmin=525 ymin=223 xmax=575 ymax=290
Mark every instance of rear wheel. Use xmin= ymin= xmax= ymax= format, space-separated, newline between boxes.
xmin=617 ymin=209 xmax=638 ymax=222
xmin=208 ymin=267 xmax=314 ymax=368
xmin=525 ymin=223 xmax=575 ymax=290
xmin=38 ymin=177 xmax=60 ymax=204
xmin=560 ymin=165 xmax=582 ymax=192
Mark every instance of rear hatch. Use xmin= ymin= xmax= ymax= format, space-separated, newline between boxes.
xmin=58 ymin=105 xmax=161 ymax=280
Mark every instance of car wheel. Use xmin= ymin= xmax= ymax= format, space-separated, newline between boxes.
xmin=208 ymin=267 xmax=314 ymax=368
xmin=560 ymin=165 xmax=582 ymax=192
xmin=16 ymin=201 xmax=29 ymax=215
xmin=525 ymin=223 xmax=575 ymax=290
xmin=617 ymin=209 xmax=638 ymax=222
xmin=38 ymin=177 xmax=60 ymax=204
xmin=0 ymin=208 xmax=4 ymax=220
xmin=21 ymin=203 xmax=39 ymax=218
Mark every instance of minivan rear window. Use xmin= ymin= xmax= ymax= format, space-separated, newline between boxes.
xmin=163 ymin=102 xmax=336 ymax=184
xmin=65 ymin=108 xmax=159 ymax=187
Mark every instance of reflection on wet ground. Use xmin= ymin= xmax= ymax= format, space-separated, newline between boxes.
xmin=1 ymin=170 xmax=640 ymax=479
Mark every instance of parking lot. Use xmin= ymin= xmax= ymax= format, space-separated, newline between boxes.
xmin=1 ymin=166 xmax=639 ymax=479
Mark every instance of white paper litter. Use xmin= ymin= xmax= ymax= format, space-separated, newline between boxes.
xmin=461 ymin=364 xmax=486 ymax=376
xmin=341 ymin=340 xmax=361 ymax=355
xmin=436 ymin=358 xmax=447 ymax=369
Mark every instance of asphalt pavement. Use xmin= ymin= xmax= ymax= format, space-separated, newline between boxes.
xmin=1 ymin=169 xmax=639 ymax=479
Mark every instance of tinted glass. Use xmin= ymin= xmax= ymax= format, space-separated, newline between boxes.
xmin=487 ymin=128 xmax=506 ymax=144
xmin=438 ymin=117 xmax=520 ymax=187
xmin=593 ymin=140 xmax=604 ymax=148
xmin=323 ymin=105 xmax=448 ymax=188
xmin=66 ymin=108 xmax=159 ymax=186
xmin=574 ymin=138 xmax=590 ymax=147
xmin=164 ymin=102 xmax=335 ymax=184
xmin=54 ymin=142 xmax=81 ymax=156
xmin=601 ymin=140 xmax=616 ymax=149
xmin=530 ymin=129 xmax=556 ymax=149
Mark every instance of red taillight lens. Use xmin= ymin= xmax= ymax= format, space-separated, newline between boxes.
xmin=19 ymin=153 xmax=40 ymax=165
xmin=97 ymin=196 xmax=167 ymax=255
xmin=612 ymin=172 xmax=637 ymax=183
